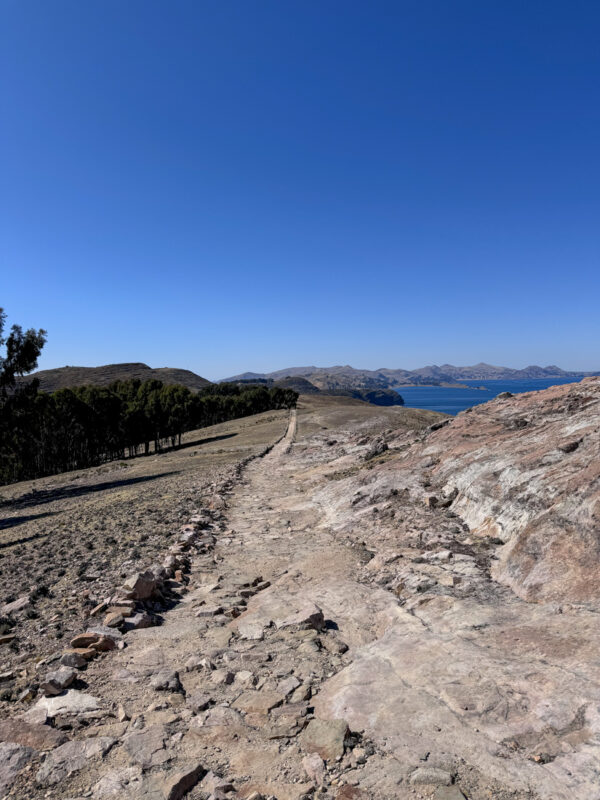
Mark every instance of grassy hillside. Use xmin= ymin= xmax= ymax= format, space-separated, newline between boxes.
xmin=24 ymin=362 xmax=211 ymax=393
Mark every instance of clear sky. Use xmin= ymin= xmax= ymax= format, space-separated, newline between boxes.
xmin=2 ymin=1 xmax=599 ymax=379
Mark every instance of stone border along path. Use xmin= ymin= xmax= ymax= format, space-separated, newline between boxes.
xmin=0 ymin=411 xmax=297 ymax=799
xmin=0 ymin=404 xmax=541 ymax=800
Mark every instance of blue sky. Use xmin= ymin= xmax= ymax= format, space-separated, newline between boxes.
xmin=2 ymin=0 xmax=599 ymax=379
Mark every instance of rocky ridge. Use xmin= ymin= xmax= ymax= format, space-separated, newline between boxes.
xmin=224 ymin=363 xmax=598 ymax=389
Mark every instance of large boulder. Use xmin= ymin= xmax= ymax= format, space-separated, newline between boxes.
xmin=122 ymin=570 xmax=158 ymax=601
xmin=40 ymin=667 xmax=76 ymax=697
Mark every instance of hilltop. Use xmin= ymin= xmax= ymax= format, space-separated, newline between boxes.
xmin=24 ymin=362 xmax=212 ymax=393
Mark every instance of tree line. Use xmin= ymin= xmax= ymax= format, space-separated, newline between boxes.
xmin=0 ymin=309 xmax=297 ymax=485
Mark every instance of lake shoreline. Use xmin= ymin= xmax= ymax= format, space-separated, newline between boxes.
xmin=394 ymin=376 xmax=586 ymax=415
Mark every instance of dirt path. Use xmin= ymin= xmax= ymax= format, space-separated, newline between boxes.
xmin=0 ymin=409 xmax=290 ymax=671
xmin=5 ymin=405 xmax=419 ymax=800
xmin=6 ymin=393 xmax=593 ymax=800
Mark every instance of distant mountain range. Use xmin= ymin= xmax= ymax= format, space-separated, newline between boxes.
xmin=25 ymin=363 xmax=211 ymax=394
xmin=223 ymin=363 xmax=598 ymax=391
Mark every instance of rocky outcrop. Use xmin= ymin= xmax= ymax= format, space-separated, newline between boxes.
xmin=401 ymin=376 xmax=600 ymax=602
xmin=309 ymin=378 xmax=600 ymax=799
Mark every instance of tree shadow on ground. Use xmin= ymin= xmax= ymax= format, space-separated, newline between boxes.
xmin=2 ymin=472 xmax=180 ymax=511
xmin=173 ymin=432 xmax=237 ymax=452
xmin=0 ymin=530 xmax=50 ymax=549
xmin=0 ymin=511 xmax=60 ymax=532
xmin=120 ymin=431 xmax=239 ymax=460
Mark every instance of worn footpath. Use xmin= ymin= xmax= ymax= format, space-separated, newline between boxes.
xmin=1 ymin=380 xmax=599 ymax=800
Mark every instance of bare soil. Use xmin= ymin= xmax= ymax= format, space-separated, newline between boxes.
xmin=0 ymin=409 xmax=290 ymax=677
xmin=0 ymin=398 xmax=435 ymax=683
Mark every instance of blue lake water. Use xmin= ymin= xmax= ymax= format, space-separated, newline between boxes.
xmin=394 ymin=377 xmax=585 ymax=415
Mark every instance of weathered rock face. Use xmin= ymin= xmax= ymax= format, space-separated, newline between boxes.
xmin=35 ymin=737 xmax=115 ymax=786
xmin=403 ymin=376 xmax=600 ymax=603
xmin=309 ymin=378 xmax=600 ymax=799
xmin=0 ymin=741 xmax=34 ymax=794
xmin=28 ymin=689 xmax=100 ymax=719
xmin=300 ymin=718 xmax=348 ymax=761
xmin=0 ymin=719 xmax=67 ymax=750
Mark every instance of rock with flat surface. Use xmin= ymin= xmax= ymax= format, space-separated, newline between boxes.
xmin=150 ymin=669 xmax=182 ymax=691
xmin=124 ymin=725 xmax=169 ymax=768
xmin=236 ymin=591 xmax=325 ymax=640
xmin=410 ymin=767 xmax=453 ymax=785
xmin=92 ymin=636 xmax=117 ymax=652
xmin=434 ymin=788 xmax=466 ymax=800
xmin=236 ymin=619 xmax=265 ymax=640
xmin=300 ymin=718 xmax=348 ymax=761
xmin=278 ymin=602 xmax=325 ymax=630
xmin=104 ymin=611 xmax=125 ymax=628
xmin=0 ymin=719 xmax=67 ymax=750
xmin=60 ymin=650 xmax=89 ymax=669
xmin=31 ymin=689 xmax=100 ymax=718
xmin=0 ymin=742 xmax=33 ymax=794
xmin=145 ymin=762 xmax=205 ymax=800
xmin=93 ymin=767 xmax=143 ymax=797
xmin=200 ymin=770 xmax=234 ymax=795
xmin=87 ymin=624 xmax=123 ymax=642
xmin=131 ymin=646 xmax=168 ymax=675
xmin=0 ymin=596 xmax=30 ymax=616
xmin=123 ymin=612 xmax=153 ymax=631
xmin=211 ymin=668 xmax=234 ymax=685
xmin=414 ymin=377 xmax=600 ymax=603
xmin=35 ymin=736 xmax=115 ymax=786
xmin=302 ymin=752 xmax=325 ymax=783
xmin=278 ymin=675 xmax=301 ymax=696
xmin=192 ymin=706 xmax=244 ymax=729
xmin=186 ymin=691 xmax=212 ymax=713
xmin=232 ymin=689 xmax=285 ymax=714
xmin=71 ymin=632 xmax=101 ymax=649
